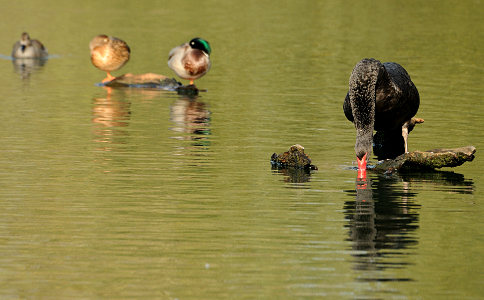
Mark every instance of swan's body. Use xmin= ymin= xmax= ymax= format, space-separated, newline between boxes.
xmin=343 ymin=58 xmax=420 ymax=172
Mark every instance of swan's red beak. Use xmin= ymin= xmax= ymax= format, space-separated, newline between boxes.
xmin=357 ymin=153 xmax=367 ymax=179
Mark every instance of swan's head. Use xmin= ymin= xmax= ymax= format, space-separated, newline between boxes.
xmin=349 ymin=58 xmax=384 ymax=177
xmin=355 ymin=130 xmax=371 ymax=175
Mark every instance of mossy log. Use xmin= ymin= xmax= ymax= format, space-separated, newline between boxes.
xmin=103 ymin=73 xmax=181 ymax=90
xmin=102 ymin=73 xmax=202 ymax=96
xmin=271 ymin=144 xmax=318 ymax=170
xmin=373 ymin=146 xmax=476 ymax=173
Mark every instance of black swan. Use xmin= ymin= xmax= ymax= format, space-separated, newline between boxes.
xmin=343 ymin=58 xmax=420 ymax=173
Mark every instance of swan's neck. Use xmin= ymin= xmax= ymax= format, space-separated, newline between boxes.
xmin=349 ymin=60 xmax=383 ymax=159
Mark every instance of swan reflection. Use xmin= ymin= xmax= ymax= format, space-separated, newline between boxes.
xmin=345 ymin=171 xmax=473 ymax=285
xmin=345 ymin=175 xmax=419 ymax=282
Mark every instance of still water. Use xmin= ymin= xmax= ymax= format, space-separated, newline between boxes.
xmin=1 ymin=0 xmax=483 ymax=298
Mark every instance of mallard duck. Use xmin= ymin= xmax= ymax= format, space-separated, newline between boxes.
xmin=168 ymin=37 xmax=211 ymax=85
xmin=343 ymin=58 xmax=420 ymax=176
xmin=11 ymin=32 xmax=48 ymax=59
xmin=90 ymin=34 xmax=130 ymax=83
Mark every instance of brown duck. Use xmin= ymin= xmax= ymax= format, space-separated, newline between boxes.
xmin=90 ymin=35 xmax=130 ymax=83
xmin=12 ymin=32 xmax=48 ymax=59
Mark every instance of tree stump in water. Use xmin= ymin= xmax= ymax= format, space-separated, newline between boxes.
xmin=271 ymin=144 xmax=318 ymax=170
xmin=373 ymin=146 xmax=476 ymax=173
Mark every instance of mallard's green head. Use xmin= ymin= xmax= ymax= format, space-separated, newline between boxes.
xmin=189 ymin=38 xmax=211 ymax=55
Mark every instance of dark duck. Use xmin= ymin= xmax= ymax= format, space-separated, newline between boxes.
xmin=343 ymin=58 xmax=420 ymax=174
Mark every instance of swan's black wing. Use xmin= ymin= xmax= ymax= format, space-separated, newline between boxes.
xmin=374 ymin=62 xmax=420 ymax=131
xmin=343 ymin=92 xmax=354 ymax=122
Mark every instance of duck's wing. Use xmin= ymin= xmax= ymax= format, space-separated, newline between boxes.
xmin=32 ymin=39 xmax=48 ymax=55
xmin=111 ymin=38 xmax=130 ymax=55
xmin=168 ymin=43 xmax=188 ymax=61
xmin=32 ymin=39 xmax=45 ymax=50
xmin=11 ymin=41 xmax=21 ymax=57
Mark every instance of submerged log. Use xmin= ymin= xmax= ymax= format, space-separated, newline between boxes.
xmin=103 ymin=73 xmax=202 ymax=96
xmin=271 ymin=144 xmax=318 ymax=170
xmin=373 ymin=146 xmax=476 ymax=173
xmin=104 ymin=73 xmax=181 ymax=90
xmin=176 ymin=84 xmax=200 ymax=96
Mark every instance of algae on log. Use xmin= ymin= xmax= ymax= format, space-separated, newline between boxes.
xmin=271 ymin=144 xmax=318 ymax=170
xmin=373 ymin=146 xmax=476 ymax=173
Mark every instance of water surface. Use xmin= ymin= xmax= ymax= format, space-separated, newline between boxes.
xmin=0 ymin=1 xmax=483 ymax=299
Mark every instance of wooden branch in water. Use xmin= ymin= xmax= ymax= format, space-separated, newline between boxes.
xmin=103 ymin=73 xmax=181 ymax=90
xmin=102 ymin=73 xmax=201 ymax=95
xmin=373 ymin=146 xmax=476 ymax=173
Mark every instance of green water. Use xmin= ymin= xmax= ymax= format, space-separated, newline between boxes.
xmin=0 ymin=0 xmax=483 ymax=299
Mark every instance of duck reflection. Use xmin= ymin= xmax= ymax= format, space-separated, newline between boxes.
xmin=92 ymin=87 xmax=131 ymax=150
xmin=12 ymin=57 xmax=48 ymax=79
xmin=345 ymin=171 xmax=473 ymax=282
xmin=170 ymin=95 xmax=211 ymax=148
